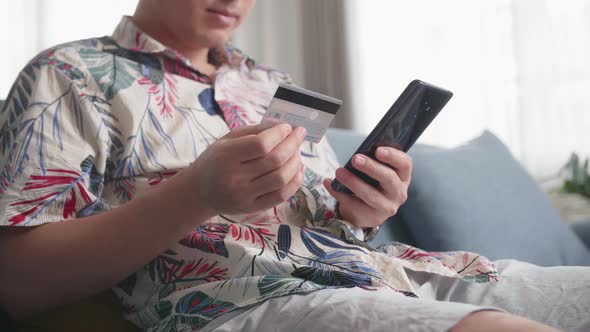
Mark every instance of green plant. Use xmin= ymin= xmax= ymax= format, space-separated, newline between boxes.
xmin=562 ymin=153 xmax=590 ymax=199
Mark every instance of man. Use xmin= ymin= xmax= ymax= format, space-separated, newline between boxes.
xmin=0 ymin=1 xmax=587 ymax=331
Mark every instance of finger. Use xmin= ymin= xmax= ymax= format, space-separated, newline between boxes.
xmin=230 ymin=124 xmax=293 ymax=161
xmin=323 ymin=179 xmax=385 ymax=228
xmin=242 ymin=126 xmax=307 ymax=175
xmin=223 ymin=125 xmax=265 ymax=139
xmin=253 ymin=164 xmax=305 ymax=209
xmin=334 ymin=167 xmax=392 ymax=212
xmin=249 ymin=153 xmax=303 ymax=196
xmin=350 ymin=154 xmax=404 ymax=195
xmin=323 ymin=177 xmax=364 ymax=207
xmin=375 ymin=147 xmax=412 ymax=182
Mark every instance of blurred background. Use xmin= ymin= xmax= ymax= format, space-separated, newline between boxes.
xmin=1 ymin=0 xmax=589 ymax=180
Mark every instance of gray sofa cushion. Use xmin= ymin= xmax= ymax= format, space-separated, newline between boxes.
xmin=572 ymin=221 xmax=590 ymax=249
xmin=399 ymin=130 xmax=590 ymax=266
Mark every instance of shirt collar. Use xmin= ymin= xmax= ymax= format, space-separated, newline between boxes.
xmin=112 ymin=16 xmax=168 ymax=54
xmin=111 ymin=16 xmax=252 ymax=71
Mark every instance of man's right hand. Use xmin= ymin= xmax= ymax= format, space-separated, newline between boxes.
xmin=0 ymin=124 xmax=307 ymax=318
xmin=183 ymin=124 xmax=307 ymax=216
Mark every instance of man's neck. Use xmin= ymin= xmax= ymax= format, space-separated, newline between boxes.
xmin=130 ymin=16 xmax=217 ymax=77
xmin=174 ymin=47 xmax=217 ymax=76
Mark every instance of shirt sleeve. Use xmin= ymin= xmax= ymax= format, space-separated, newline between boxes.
xmin=0 ymin=58 xmax=106 ymax=227
xmin=300 ymin=138 xmax=341 ymax=223
xmin=301 ymin=137 xmax=380 ymax=242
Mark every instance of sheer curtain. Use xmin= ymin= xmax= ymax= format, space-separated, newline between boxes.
xmin=511 ymin=0 xmax=590 ymax=177
xmin=235 ymin=0 xmax=590 ymax=178
xmin=0 ymin=0 xmax=137 ymax=97
xmin=346 ymin=0 xmax=590 ymax=178
xmin=345 ymin=0 xmax=520 ymax=150
xmin=233 ymin=0 xmax=353 ymax=127
xmin=1 ymin=1 xmax=589 ymax=178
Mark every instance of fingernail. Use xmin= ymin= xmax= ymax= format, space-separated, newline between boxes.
xmin=377 ymin=147 xmax=389 ymax=158
xmin=283 ymin=124 xmax=293 ymax=134
xmin=297 ymin=127 xmax=307 ymax=140
xmin=354 ymin=155 xmax=366 ymax=166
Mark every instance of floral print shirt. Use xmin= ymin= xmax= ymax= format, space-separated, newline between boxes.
xmin=0 ymin=17 xmax=498 ymax=332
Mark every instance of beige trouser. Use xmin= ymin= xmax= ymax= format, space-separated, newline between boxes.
xmin=198 ymin=260 xmax=590 ymax=332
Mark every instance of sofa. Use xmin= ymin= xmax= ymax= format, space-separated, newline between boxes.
xmin=2 ymin=95 xmax=589 ymax=330
xmin=327 ymin=128 xmax=590 ymax=266
xmin=2 ymin=97 xmax=586 ymax=261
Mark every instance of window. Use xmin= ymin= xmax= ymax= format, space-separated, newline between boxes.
xmin=345 ymin=0 xmax=590 ymax=177
xmin=0 ymin=0 xmax=137 ymax=97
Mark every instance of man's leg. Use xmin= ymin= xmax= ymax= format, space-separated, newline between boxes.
xmin=202 ymin=287 xmax=485 ymax=332
xmin=202 ymin=286 xmax=562 ymax=332
xmin=451 ymin=311 xmax=559 ymax=332
xmin=409 ymin=259 xmax=590 ymax=331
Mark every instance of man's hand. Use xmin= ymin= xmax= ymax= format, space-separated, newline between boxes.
xmin=184 ymin=124 xmax=307 ymax=216
xmin=323 ymin=147 xmax=412 ymax=228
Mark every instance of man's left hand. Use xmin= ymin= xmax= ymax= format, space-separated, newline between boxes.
xmin=323 ymin=147 xmax=412 ymax=228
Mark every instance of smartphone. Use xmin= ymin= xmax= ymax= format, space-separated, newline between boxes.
xmin=331 ymin=79 xmax=453 ymax=193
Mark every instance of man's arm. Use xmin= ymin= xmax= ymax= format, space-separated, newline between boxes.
xmin=0 ymin=172 xmax=215 ymax=319
xmin=0 ymin=124 xmax=307 ymax=319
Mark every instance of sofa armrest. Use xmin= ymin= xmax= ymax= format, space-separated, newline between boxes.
xmin=571 ymin=220 xmax=590 ymax=249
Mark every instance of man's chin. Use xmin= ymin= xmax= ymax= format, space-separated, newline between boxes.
xmin=198 ymin=30 xmax=232 ymax=48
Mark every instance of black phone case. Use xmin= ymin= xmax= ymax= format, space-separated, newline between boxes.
xmin=331 ymin=80 xmax=453 ymax=194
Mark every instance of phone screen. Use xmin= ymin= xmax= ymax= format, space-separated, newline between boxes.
xmin=331 ymin=80 xmax=453 ymax=193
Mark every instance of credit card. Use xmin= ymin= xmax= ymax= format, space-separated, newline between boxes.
xmin=259 ymin=83 xmax=342 ymax=143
